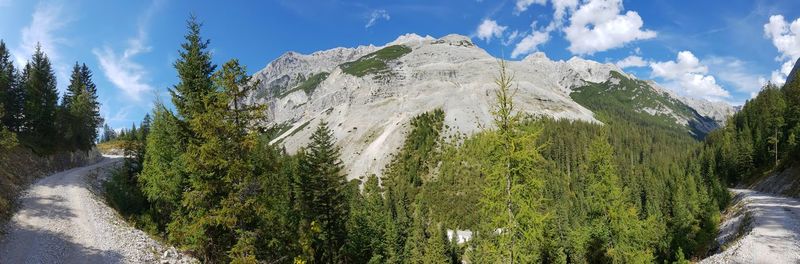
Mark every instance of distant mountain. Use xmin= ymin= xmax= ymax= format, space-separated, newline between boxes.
xmin=247 ymin=33 xmax=734 ymax=179
xmin=786 ymin=58 xmax=800 ymax=85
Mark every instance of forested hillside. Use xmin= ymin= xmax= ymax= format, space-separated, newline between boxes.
xmin=0 ymin=38 xmax=103 ymax=221
xmin=98 ymin=17 xmax=734 ymax=264
xmin=701 ymin=59 xmax=800 ymax=194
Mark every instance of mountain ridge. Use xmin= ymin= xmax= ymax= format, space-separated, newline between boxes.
xmin=247 ymin=33 xmax=735 ymax=179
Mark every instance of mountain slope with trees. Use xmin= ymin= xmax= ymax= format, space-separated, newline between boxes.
xmin=0 ymin=39 xmax=103 ymax=223
xmin=95 ymin=16 xmax=734 ymax=264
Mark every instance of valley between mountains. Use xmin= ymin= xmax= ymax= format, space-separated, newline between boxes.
xmin=3 ymin=16 xmax=800 ymax=263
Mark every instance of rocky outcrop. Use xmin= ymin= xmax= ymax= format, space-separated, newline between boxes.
xmin=249 ymin=33 xmax=734 ymax=179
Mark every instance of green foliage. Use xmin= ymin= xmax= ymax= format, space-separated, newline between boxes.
xmin=277 ymin=72 xmax=329 ymax=99
xmin=168 ymin=59 xmax=266 ymax=262
xmin=0 ymin=40 xmax=23 ymax=133
xmin=704 ymin=82 xmax=797 ymax=185
xmin=0 ymin=105 xmax=17 ymax=150
xmin=472 ymin=60 xmax=547 ymax=263
xmin=295 ymin=122 xmax=349 ymax=263
xmin=571 ymin=71 xmax=714 ymax=138
xmin=0 ymin=40 xmax=99 ymax=153
xmin=169 ymin=15 xmax=217 ymax=122
xmin=139 ymin=104 xmax=186 ymax=232
xmin=20 ymin=44 xmax=59 ymax=152
xmin=60 ymin=63 xmax=103 ymax=151
xmin=340 ymin=45 xmax=411 ymax=77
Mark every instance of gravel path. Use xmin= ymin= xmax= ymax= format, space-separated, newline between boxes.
xmin=0 ymin=157 xmax=195 ymax=264
xmin=701 ymin=189 xmax=800 ymax=264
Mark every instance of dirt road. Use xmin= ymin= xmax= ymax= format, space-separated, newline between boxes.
xmin=701 ymin=189 xmax=800 ymax=264
xmin=0 ymin=157 xmax=193 ymax=264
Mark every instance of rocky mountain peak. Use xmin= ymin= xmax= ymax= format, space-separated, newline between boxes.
xmin=388 ymin=33 xmax=435 ymax=47
xmin=248 ymin=32 xmax=735 ymax=179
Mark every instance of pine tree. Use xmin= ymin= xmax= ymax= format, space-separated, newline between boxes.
xmin=21 ymin=44 xmax=59 ymax=152
xmin=344 ymin=174 xmax=388 ymax=263
xmin=585 ymin=132 xmax=655 ymax=263
xmin=169 ymin=15 xmax=216 ymax=122
xmin=140 ymin=104 xmax=186 ymax=232
xmin=0 ymin=40 xmax=23 ymax=132
xmin=296 ymin=122 xmax=349 ymax=263
xmin=422 ymin=222 xmax=450 ymax=264
xmin=474 ymin=60 xmax=546 ymax=263
xmin=168 ymin=59 xmax=266 ymax=263
xmin=60 ymin=62 xmax=102 ymax=150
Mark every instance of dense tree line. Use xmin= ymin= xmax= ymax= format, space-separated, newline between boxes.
xmin=106 ymin=16 xmax=729 ymax=264
xmin=703 ymin=78 xmax=800 ymax=186
xmin=0 ymin=40 xmax=102 ymax=153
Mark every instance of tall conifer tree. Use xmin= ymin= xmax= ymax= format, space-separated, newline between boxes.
xmin=21 ymin=44 xmax=58 ymax=151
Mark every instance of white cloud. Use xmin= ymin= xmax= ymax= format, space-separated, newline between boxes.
xmin=94 ymin=47 xmax=152 ymax=100
xmin=94 ymin=1 xmax=160 ymax=100
xmin=650 ymin=51 xmax=730 ymax=101
xmin=365 ymin=9 xmax=390 ymax=28
xmin=514 ymin=0 xmax=546 ymax=14
xmin=476 ymin=19 xmax=507 ymax=42
xmin=550 ymin=0 xmax=579 ymax=23
xmin=502 ymin=30 xmax=521 ymax=46
xmin=616 ymin=55 xmax=647 ymax=68
xmin=13 ymin=2 xmax=71 ymax=92
xmin=703 ymin=56 xmax=767 ymax=93
xmin=511 ymin=28 xmax=550 ymax=58
xmin=763 ymin=15 xmax=800 ymax=85
xmin=563 ymin=0 xmax=656 ymax=55
xmin=14 ymin=2 xmax=67 ymax=66
xmin=510 ymin=0 xmax=654 ymax=56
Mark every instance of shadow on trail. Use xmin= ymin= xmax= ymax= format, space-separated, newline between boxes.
xmin=0 ymin=224 xmax=124 ymax=264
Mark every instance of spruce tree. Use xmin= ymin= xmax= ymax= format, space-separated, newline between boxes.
xmin=296 ymin=122 xmax=348 ymax=263
xmin=169 ymin=15 xmax=216 ymax=122
xmin=585 ymin=132 xmax=655 ymax=263
xmin=21 ymin=44 xmax=59 ymax=151
xmin=60 ymin=62 xmax=101 ymax=150
xmin=169 ymin=59 xmax=265 ymax=262
xmin=140 ymin=104 xmax=186 ymax=231
xmin=0 ymin=40 xmax=22 ymax=132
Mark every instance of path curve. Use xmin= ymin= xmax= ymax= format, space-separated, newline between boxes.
xmin=0 ymin=157 xmax=193 ymax=264
xmin=701 ymin=189 xmax=800 ymax=264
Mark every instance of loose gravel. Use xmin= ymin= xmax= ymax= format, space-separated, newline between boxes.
xmin=0 ymin=157 xmax=196 ymax=264
xmin=701 ymin=189 xmax=800 ymax=264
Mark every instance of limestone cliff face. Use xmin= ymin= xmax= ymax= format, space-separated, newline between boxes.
xmin=248 ymin=33 xmax=733 ymax=179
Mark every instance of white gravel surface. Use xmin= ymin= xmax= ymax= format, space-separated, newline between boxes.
xmin=0 ymin=157 xmax=196 ymax=264
xmin=701 ymin=189 xmax=800 ymax=264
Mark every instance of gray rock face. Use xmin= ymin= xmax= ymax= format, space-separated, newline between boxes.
xmin=249 ymin=33 xmax=733 ymax=179
xmin=786 ymin=58 xmax=800 ymax=85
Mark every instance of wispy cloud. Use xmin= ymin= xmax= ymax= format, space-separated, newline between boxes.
xmin=703 ymin=56 xmax=767 ymax=95
xmin=616 ymin=55 xmax=648 ymax=69
xmin=94 ymin=0 xmax=162 ymax=100
xmin=14 ymin=1 xmax=71 ymax=91
xmin=365 ymin=9 xmax=390 ymax=28
xmin=14 ymin=2 xmax=67 ymax=65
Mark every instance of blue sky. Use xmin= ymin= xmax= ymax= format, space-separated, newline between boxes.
xmin=1 ymin=0 xmax=799 ymax=129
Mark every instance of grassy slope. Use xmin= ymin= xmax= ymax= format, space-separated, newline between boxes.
xmin=277 ymin=72 xmax=330 ymax=99
xmin=571 ymin=71 xmax=710 ymax=137
xmin=340 ymin=45 xmax=412 ymax=77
